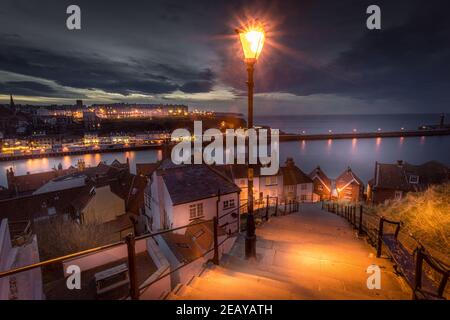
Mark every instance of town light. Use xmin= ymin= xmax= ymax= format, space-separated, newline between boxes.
xmin=236 ymin=21 xmax=266 ymax=260
xmin=237 ymin=27 xmax=265 ymax=62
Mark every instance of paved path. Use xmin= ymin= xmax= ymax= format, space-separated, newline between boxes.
xmin=169 ymin=203 xmax=411 ymax=300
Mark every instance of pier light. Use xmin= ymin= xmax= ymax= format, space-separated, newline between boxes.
xmin=353 ymin=129 xmax=357 ymax=132
xmin=401 ymin=127 xmax=405 ymax=131
xmin=328 ymin=129 xmax=332 ymax=133
xmin=377 ymin=128 xmax=382 ymax=131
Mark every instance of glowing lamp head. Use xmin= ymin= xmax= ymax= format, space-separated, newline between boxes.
xmin=237 ymin=27 xmax=265 ymax=62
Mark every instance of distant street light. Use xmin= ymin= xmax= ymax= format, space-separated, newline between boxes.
xmin=236 ymin=22 xmax=265 ymax=259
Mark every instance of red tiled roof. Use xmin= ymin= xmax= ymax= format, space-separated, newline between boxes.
xmin=7 ymin=168 xmax=76 ymax=194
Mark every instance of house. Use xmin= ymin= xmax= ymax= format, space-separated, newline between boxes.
xmin=335 ymin=166 xmax=364 ymax=202
xmin=367 ymin=160 xmax=449 ymax=204
xmin=214 ymin=158 xmax=314 ymax=204
xmin=0 ymin=218 xmax=43 ymax=300
xmin=281 ymin=158 xmax=314 ymax=202
xmin=144 ymin=160 xmax=240 ymax=234
xmin=309 ymin=166 xmax=332 ymax=200
xmin=6 ymin=166 xmax=76 ymax=196
xmin=0 ymin=160 xmax=147 ymax=240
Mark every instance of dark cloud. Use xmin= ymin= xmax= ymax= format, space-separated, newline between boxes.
xmin=0 ymin=81 xmax=56 ymax=96
xmin=217 ymin=0 xmax=450 ymax=110
xmin=180 ymin=81 xmax=214 ymax=93
xmin=0 ymin=0 xmax=449 ymax=113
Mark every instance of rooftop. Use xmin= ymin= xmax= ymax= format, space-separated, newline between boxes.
xmin=158 ymin=160 xmax=240 ymax=205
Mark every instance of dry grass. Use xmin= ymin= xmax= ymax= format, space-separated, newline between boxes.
xmin=34 ymin=219 xmax=119 ymax=261
xmin=373 ymin=183 xmax=450 ymax=260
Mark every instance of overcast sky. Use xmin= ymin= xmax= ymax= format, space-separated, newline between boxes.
xmin=0 ymin=0 xmax=449 ymax=115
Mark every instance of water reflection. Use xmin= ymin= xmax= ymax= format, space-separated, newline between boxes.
xmin=1 ymin=136 xmax=449 ymax=187
xmin=0 ymin=150 xmax=159 ymax=187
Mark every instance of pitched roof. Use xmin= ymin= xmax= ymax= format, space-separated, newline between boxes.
xmin=33 ymin=175 xmax=87 ymax=194
xmin=136 ymin=162 xmax=160 ymax=177
xmin=0 ymin=186 xmax=91 ymax=221
xmin=371 ymin=160 xmax=449 ymax=191
xmin=7 ymin=168 xmax=76 ymax=194
xmin=158 ymin=160 xmax=240 ymax=205
xmin=336 ymin=166 xmax=363 ymax=190
xmin=281 ymin=158 xmax=313 ymax=185
xmin=308 ymin=166 xmax=331 ymax=190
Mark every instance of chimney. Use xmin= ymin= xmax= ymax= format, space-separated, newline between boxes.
xmin=285 ymin=157 xmax=295 ymax=168
xmin=161 ymin=142 xmax=173 ymax=161
xmin=6 ymin=167 xmax=15 ymax=189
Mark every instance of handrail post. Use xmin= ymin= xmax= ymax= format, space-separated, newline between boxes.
xmin=358 ymin=205 xmax=363 ymax=235
xmin=352 ymin=206 xmax=356 ymax=226
xmin=376 ymin=218 xmax=384 ymax=258
xmin=212 ymin=216 xmax=219 ymax=265
xmin=275 ymin=197 xmax=278 ymax=216
xmin=126 ymin=233 xmax=139 ymax=300
xmin=265 ymin=195 xmax=270 ymax=221
xmin=413 ymin=248 xmax=424 ymax=300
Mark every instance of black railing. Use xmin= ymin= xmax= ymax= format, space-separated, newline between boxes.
xmin=0 ymin=217 xmax=234 ymax=300
xmin=322 ymin=200 xmax=450 ymax=299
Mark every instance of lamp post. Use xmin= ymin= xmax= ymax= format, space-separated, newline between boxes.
xmin=236 ymin=25 xmax=265 ymax=259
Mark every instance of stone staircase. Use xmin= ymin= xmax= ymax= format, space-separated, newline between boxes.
xmin=165 ymin=206 xmax=410 ymax=300
xmin=165 ymin=252 xmax=302 ymax=300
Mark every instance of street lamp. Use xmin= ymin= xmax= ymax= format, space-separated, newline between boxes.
xmin=236 ymin=24 xmax=265 ymax=259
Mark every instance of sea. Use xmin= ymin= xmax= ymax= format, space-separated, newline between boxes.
xmin=1 ymin=114 xmax=449 ymax=187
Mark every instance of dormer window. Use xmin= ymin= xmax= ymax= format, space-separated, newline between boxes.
xmin=409 ymin=175 xmax=419 ymax=184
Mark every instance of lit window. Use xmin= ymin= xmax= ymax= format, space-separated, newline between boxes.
xmin=189 ymin=203 xmax=203 ymax=219
xmin=223 ymin=199 xmax=235 ymax=209
xmin=301 ymin=184 xmax=308 ymax=190
xmin=265 ymin=176 xmax=277 ymax=186
xmin=394 ymin=191 xmax=403 ymax=201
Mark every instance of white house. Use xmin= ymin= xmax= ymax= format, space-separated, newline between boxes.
xmin=144 ymin=160 xmax=241 ymax=234
xmin=214 ymin=158 xmax=314 ymax=205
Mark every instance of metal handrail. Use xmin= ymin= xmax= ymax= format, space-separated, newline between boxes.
xmin=0 ymin=218 xmax=212 ymax=279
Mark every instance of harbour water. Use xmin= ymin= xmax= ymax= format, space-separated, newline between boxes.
xmin=1 ymin=114 xmax=449 ymax=187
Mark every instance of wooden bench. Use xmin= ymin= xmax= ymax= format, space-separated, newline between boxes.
xmin=95 ymin=263 xmax=130 ymax=296
xmin=377 ymin=217 xmax=449 ymax=300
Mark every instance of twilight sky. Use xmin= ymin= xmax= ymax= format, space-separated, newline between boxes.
xmin=0 ymin=0 xmax=449 ymax=115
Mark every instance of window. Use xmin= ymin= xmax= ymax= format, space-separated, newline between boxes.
xmin=301 ymin=184 xmax=308 ymax=190
xmin=189 ymin=203 xmax=204 ymax=219
xmin=301 ymin=195 xmax=308 ymax=201
xmin=286 ymin=185 xmax=295 ymax=192
xmin=318 ymin=185 xmax=323 ymax=191
xmin=409 ymin=175 xmax=419 ymax=184
xmin=265 ymin=176 xmax=277 ymax=186
xmin=239 ymin=179 xmax=247 ymax=187
xmin=394 ymin=191 xmax=403 ymax=201
xmin=223 ymin=199 xmax=235 ymax=209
